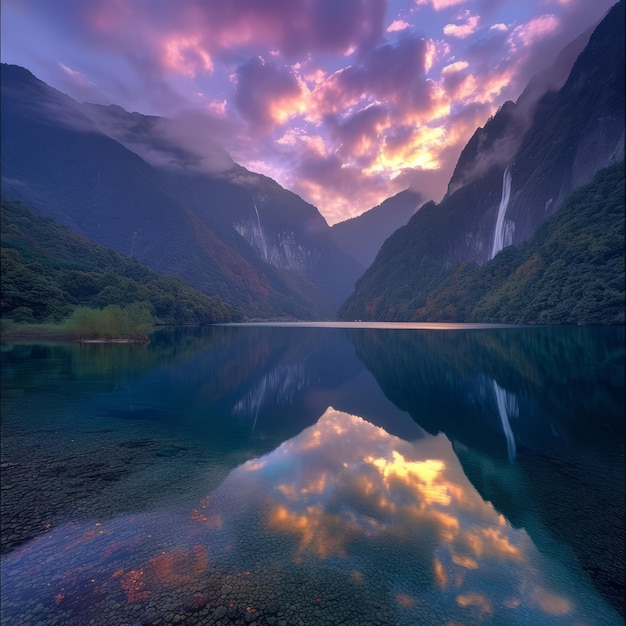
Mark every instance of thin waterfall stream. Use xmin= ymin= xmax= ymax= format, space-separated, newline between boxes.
xmin=253 ymin=202 xmax=269 ymax=262
xmin=491 ymin=166 xmax=512 ymax=259
xmin=493 ymin=379 xmax=517 ymax=461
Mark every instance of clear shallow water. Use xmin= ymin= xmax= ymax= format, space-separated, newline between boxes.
xmin=1 ymin=324 xmax=623 ymax=625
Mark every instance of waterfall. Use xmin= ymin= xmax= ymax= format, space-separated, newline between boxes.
xmin=493 ymin=380 xmax=517 ymax=462
xmin=233 ymin=201 xmax=308 ymax=270
xmin=490 ymin=166 xmax=512 ymax=259
xmin=253 ymin=202 xmax=268 ymax=262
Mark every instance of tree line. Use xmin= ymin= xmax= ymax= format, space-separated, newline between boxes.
xmin=1 ymin=197 xmax=243 ymax=339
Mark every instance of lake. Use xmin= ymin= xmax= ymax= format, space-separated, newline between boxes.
xmin=1 ymin=323 xmax=624 ymax=625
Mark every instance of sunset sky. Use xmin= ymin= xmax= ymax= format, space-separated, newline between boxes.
xmin=1 ymin=0 xmax=615 ymax=224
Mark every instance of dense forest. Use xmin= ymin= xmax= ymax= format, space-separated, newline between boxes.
xmin=1 ymin=197 xmax=243 ymax=330
xmin=340 ymin=161 xmax=624 ymax=325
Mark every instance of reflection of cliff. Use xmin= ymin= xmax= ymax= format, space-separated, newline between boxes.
xmin=5 ymin=407 xmax=618 ymax=625
xmin=492 ymin=379 xmax=518 ymax=461
xmin=232 ymin=362 xmax=311 ymax=428
xmin=351 ymin=326 xmax=625 ymax=451
xmin=95 ymin=326 xmax=365 ymax=441
xmin=350 ymin=325 xmax=625 ymax=617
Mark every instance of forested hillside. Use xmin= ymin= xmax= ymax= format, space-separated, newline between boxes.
xmin=1 ymin=64 xmax=363 ymax=320
xmin=1 ymin=198 xmax=243 ymax=325
xmin=339 ymin=1 xmax=624 ymax=325
xmin=340 ymin=162 xmax=624 ymax=325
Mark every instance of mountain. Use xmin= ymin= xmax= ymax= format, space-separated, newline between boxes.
xmin=1 ymin=197 xmax=242 ymax=324
xmin=339 ymin=0 xmax=624 ymax=323
xmin=341 ymin=162 xmax=624 ymax=324
xmin=0 ymin=64 xmax=364 ymax=320
xmin=330 ymin=189 xmax=424 ymax=268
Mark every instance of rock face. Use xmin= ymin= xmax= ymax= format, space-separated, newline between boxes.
xmin=339 ymin=0 xmax=624 ymax=321
xmin=0 ymin=65 xmax=363 ymax=319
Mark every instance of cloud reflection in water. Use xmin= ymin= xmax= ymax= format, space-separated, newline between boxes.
xmin=2 ymin=407 xmax=619 ymax=625
xmin=227 ymin=407 xmax=581 ymax=618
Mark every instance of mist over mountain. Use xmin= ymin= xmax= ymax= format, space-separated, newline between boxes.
xmin=0 ymin=65 xmax=363 ymax=320
xmin=339 ymin=0 xmax=624 ymax=324
xmin=1 ymin=1 xmax=623 ymax=325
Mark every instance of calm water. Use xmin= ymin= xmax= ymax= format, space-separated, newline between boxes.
xmin=1 ymin=323 xmax=624 ymax=626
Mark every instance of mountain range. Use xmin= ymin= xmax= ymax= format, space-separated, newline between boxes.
xmin=0 ymin=66 xmax=363 ymax=320
xmin=339 ymin=0 xmax=624 ymax=323
xmin=1 ymin=0 xmax=624 ymax=324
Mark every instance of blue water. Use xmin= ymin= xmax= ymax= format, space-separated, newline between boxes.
xmin=1 ymin=324 xmax=624 ymax=625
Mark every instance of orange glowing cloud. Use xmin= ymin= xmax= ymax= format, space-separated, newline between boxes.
xmin=8 ymin=0 xmax=611 ymax=226
xmin=441 ymin=60 xmax=469 ymax=75
xmin=163 ymin=35 xmax=213 ymax=76
xmin=234 ymin=56 xmax=308 ymax=130
xmin=366 ymin=124 xmax=447 ymax=176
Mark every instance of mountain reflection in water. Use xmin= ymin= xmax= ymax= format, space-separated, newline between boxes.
xmin=1 ymin=324 xmax=623 ymax=625
xmin=1 ymin=407 xmax=620 ymax=625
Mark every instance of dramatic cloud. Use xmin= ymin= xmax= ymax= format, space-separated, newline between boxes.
xmin=0 ymin=0 xmax=617 ymax=223
xmin=234 ymin=56 xmax=307 ymax=130
xmin=309 ymin=35 xmax=433 ymax=126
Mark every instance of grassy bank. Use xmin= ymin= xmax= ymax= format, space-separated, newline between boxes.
xmin=1 ymin=304 xmax=154 ymax=343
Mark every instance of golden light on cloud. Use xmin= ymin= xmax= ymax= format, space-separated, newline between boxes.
xmin=366 ymin=125 xmax=446 ymax=177
xmin=450 ymin=69 xmax=514 ymax=105
xmin=268 ymin=78 xmax=310 ymax=126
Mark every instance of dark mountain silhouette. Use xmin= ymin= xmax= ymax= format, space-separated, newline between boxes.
xmin=330 ymin=189 xmax=424 ymax=269
xmin=339 ymin=0 xmax=624 ymax=323
xmin=0 ymin=64 xmax=363 ymax=319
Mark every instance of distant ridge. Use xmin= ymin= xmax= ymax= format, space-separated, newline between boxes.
xmin=339 ymin=0 xmax=625 ymax=324
xmin=0 ymin=63 xmax=363 ymax=320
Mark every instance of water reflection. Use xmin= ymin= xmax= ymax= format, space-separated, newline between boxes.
xmin=492 ymin=379 xmax=518 ymax=461
xmin=1 ymin=407 xmax=620 ymax=625
xmin=231 ymin=407 xmax=607 ymax=621
xmin=349 ymin=325 xmax=625 ymax=616
xmin=350 ymin=325 xmax=624 ymax=454
xmin=1 ymin=324 xmax=623 ymax=623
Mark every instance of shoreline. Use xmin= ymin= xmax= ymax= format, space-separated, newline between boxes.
xmin=1 ymin=331 xmax=149 ymax=344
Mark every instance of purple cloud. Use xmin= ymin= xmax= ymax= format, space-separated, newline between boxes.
xmin=1 ymin=0 xmax=618 ymax=224
xmin=234 ymin=56 xmax=305 ymax=131
xmin=312 ymin=36 xmax=433 ymax=119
